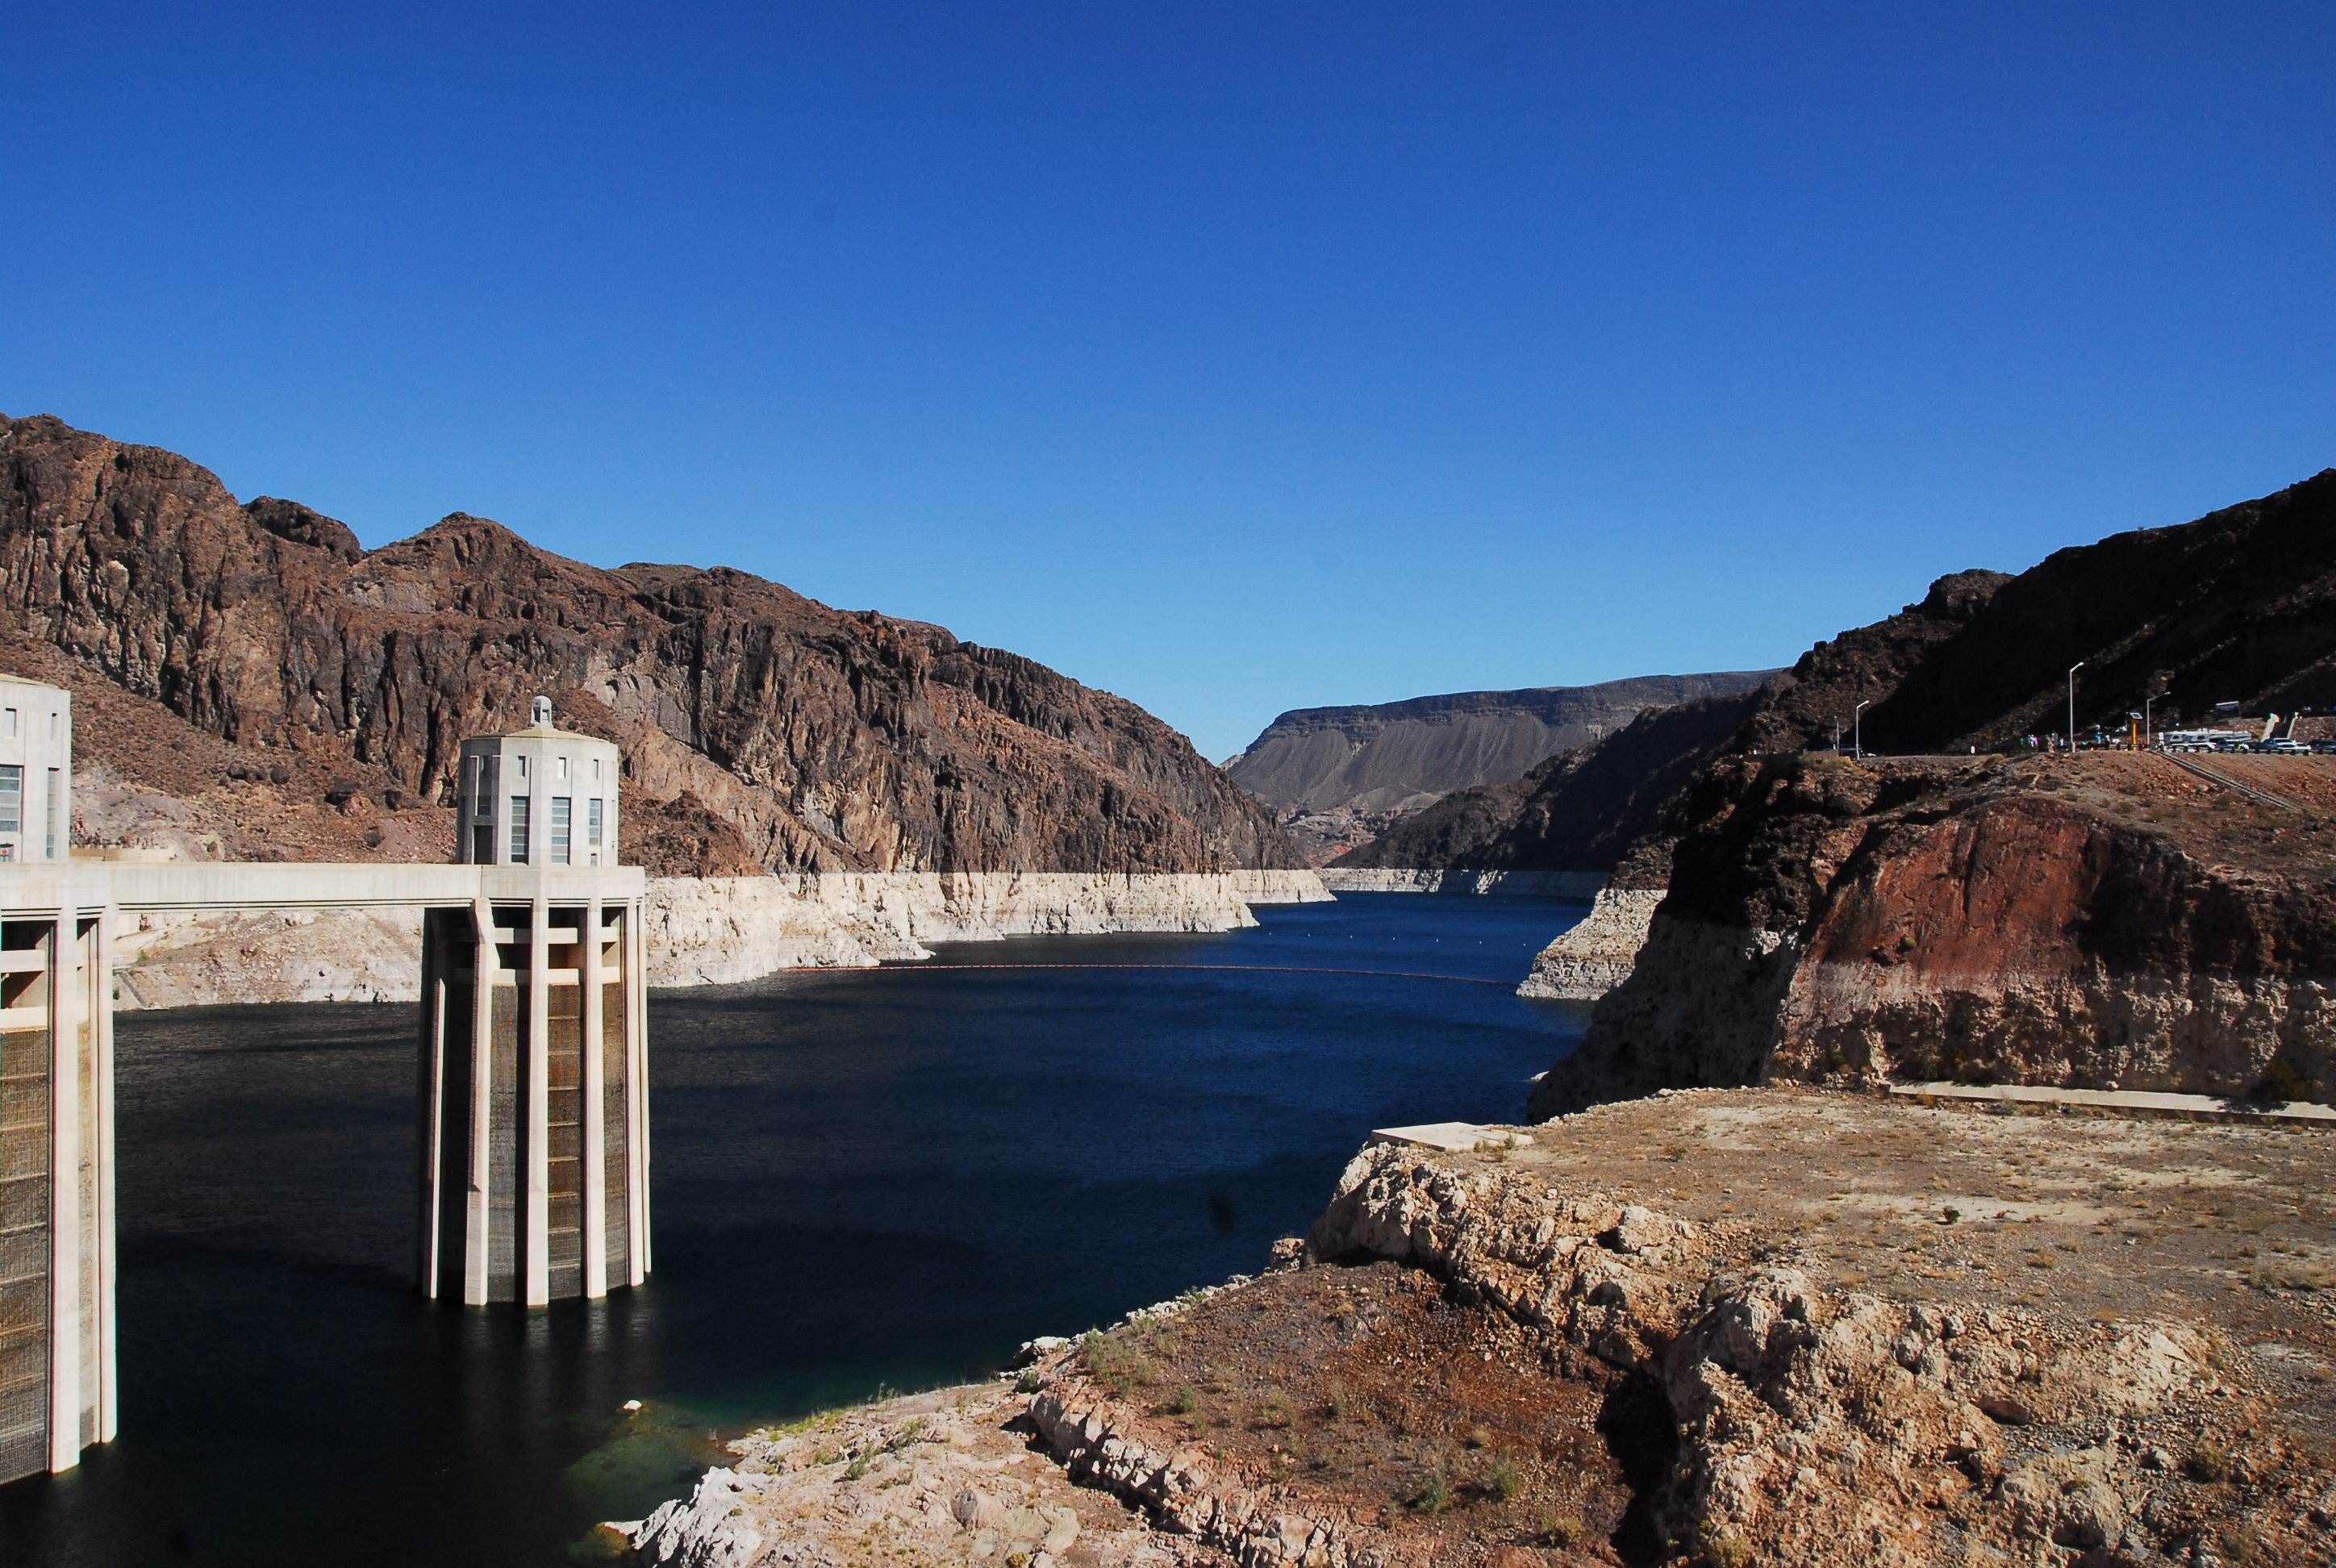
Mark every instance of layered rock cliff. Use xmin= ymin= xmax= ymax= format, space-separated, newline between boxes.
xmin=1228 ymin=671 xmax=1772 ymax=817
xmin=0 ymin=412 xmax=1299 ymax=881
xmin=1532 ymin=752 xmax=2336 ymax=1116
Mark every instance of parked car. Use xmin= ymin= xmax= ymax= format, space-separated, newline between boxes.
xmin=2264 ymin=739 xmax=2310 ymax=754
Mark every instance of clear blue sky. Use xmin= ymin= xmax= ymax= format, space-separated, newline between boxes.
xmin=6 ymin=3 xmax=2330 ymax=761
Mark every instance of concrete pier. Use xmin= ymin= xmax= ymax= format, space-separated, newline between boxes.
xmin=417 ymin=879 xmax=647 ymax=1305
xmin=0 ymin=691 xmax=655 ymax=1486
xmin=0 ymin=869 xmax=115 ymax=1484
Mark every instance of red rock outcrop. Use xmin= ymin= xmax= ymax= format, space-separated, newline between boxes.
xmin=1533 ymin=753 xmax=2336 ymax=1115
xmin=0 ymin=413 xmax=1297 ymax=878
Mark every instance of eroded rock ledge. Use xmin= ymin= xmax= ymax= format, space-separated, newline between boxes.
xmin=1515 ymin=886 xmax=1664 ymax=1001
xmin=622 ymin=1089 xmax=2336 ymax=1567
xmin=1317 ymin=869 xmax=1604 ymax=898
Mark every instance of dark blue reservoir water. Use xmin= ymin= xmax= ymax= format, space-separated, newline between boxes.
xmin=0 ymin=892 xmax=1588 ymax=1567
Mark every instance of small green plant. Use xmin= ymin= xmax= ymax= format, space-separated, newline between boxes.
xmin=1156 ymin=1383 xmax=1199 ymax=1417
xmin=1483 ymin=1453 xmax=1523 ymax=1503
xmin=1408 ymin=1464 xmax=1454 ymax=1516
xmin=1537 ymin=1509 xmax=1584 ymax=1547
xmin=1254 ymin=1395 xmax=1294 ymax=1430
xmin=1081 ymin=1330 xmax=1155 ymax=1397
xmin=1941 ymin=1206 xmax=1961 ymax=1224
xmin=1463 ymin=1425 xmax=1494 ymax=1449
xmin=1014 ymin=1370 xmax=1043 ymax=1394
xmin=1704 ymin=1535 xmax=1755 ymax=1568
xmin=843 ymin=1454 xmax=871 ymax=1481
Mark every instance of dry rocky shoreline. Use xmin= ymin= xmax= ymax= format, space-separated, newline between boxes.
xmin=616 ymin=1088 xmax=2336 ymax=1566
xmin=105 ymin=869 xmax=1331 ymax=1007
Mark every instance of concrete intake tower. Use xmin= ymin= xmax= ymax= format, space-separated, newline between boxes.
xmin=424 ymin=696 xmax=649 ymax=1305
xmin=0 ymin=687 xmax=652 ymax=1487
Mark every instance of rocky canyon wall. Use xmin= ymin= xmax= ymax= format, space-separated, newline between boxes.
xmin=1531 ymin=753 xmax=2336 ymax=1118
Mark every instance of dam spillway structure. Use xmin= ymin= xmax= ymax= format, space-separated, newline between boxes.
xmin=0 ymin=686 xmax=650 ymax=1486
xmin=423 ymin=697 xmax=649 ymax=1305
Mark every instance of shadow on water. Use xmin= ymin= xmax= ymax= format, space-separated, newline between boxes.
xmin=0 ymin=893 xmax=1591 ymax=1567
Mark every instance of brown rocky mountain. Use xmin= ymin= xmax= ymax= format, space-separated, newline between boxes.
xmin=1333 ymin=689 xmax=1767 ymax=886
xmin=1230 ymin=670 xmax=1773 ymax=866
xmin=1346 ymin=467 xmax=2336 ymax=882
xmin=0 ymin=413 xmax=1298 ymax=878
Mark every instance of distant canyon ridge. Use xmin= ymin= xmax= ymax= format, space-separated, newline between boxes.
xmin=1225 ymin=670 xmax=1773 ymax=864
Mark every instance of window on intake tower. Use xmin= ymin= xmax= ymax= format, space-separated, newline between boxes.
xmin=510 ymin=796 xmax=531 ymax=862
xmin=0 ymin=765 xmax=18 ymax=832
xmin=551 ymin=796 xmax=570 ymax=865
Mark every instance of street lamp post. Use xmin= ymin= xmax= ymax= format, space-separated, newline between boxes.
xmin=1854 ymin=699 xmax=1870 ymax=760
xmin=2067 ymin=662 xmax=2085 ymax=753
xmin=2144 ymin=693 xmax=2159 ymax=749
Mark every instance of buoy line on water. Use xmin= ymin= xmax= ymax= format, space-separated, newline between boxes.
xmin=769 ymin=961 xmax=1516 ymax=986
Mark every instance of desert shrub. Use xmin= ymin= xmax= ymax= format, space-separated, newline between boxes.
xmin=1537 ymin=1509 xmax=1585 ymax=1547
xmin=2186 ymin=1442 xmax=2236 ymax=1483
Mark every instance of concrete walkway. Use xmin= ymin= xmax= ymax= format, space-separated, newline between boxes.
xmin=1890 ymin=1080 xmax=2336 ymax=1125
